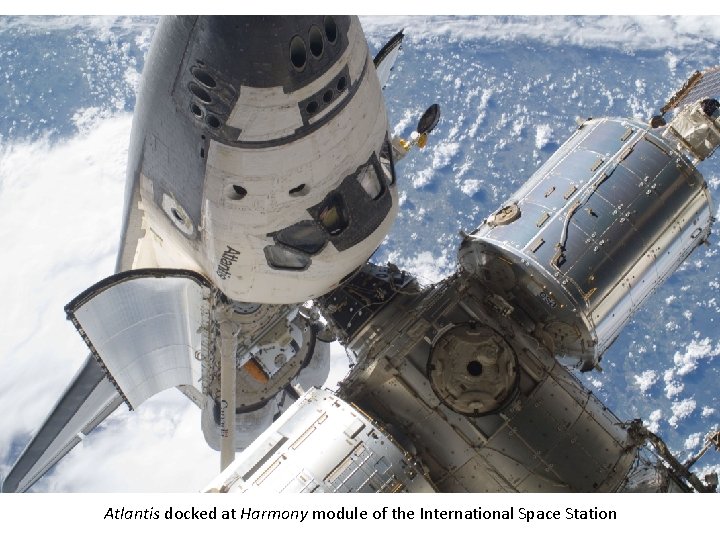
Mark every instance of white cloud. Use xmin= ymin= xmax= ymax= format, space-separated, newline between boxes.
xmin=0 ymin=113 xmax=128 ymax=468
xmin=664 ymin=51 xmax=680 ymax=72
xmin=646 ymin=409 xmax=662 ymax=432
xmin=398 ymin=190 xmax=407 ymax=206
xmin=665 ymin=380 xmax=684 ymax=399
xmin=361 ymin=15 xmax=720 ymax=52
xmin=669 ymin=398 xmax=697 ymax=428
xmin=392 ymin=108 xmax=417 ymax=138
xmin=634 ymin=370 xmax=658 ymax=393
xmin=10 ymin=16 xmax=718 ymax=56
xmin=467 ymin=89 xmax=493 ymax=139
xmin=412 ymin=167 xmax=434 ymax=189
xmin=672 ymin=337 xmax=720 ymax=376
xmin=0 ymin=16 xmax=156 ymax=34
xmin=460 ymin=179 xmax=482 ymax=197
xmin=431 ymin=141 xmax=460 ymax=169
xmin=35 ymin=391 xmax=218 ymax=492
xmin=684 ymin=432 xmax=702 ymax=450
xmin=392 ymin=250 xmax=454 ymax=284
xmin=656 ymin=337 xmax=719 ymax=405
xmin=534 ymin=124 xmax=553 ymax=150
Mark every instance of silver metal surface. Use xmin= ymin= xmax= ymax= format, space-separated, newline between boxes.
xmin=664 ymin=98 xmax=720 ymax=161
xmin=328 ymin=271 xmax=637 ymax=492
xmin=201 ymin=392 xmax=280 ymax=452
xmin=459 ymin=118 xmax=714 ymax=370
xmin=205 ymin=387 xmax=434 ymax=493
xmin=200 ymin=306 xmax=331 ymax=452
xmin=218 ymin=307 xmax=238 ymax=470
xmin=621 ymin=457 xmax=688 ymax=493
xmin=427 ymin=323 xmax=518 ymax=415
xmin=67 ymin=271 xmax=211 ymax=408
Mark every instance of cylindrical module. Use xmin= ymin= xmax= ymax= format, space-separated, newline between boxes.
xmin=204 ymin=387 xmax=434 ymax=493
xmin=460 ymin=118 xmax=714 ymax=370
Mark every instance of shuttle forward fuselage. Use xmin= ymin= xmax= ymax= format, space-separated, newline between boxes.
xmin=119 ymin=16 xmax=398 ymax=303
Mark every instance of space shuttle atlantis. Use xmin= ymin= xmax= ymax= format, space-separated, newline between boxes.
xmin=5 ymin=16 xmax=720 ymax=493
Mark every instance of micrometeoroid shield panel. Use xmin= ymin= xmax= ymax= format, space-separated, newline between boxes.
xmin=460 ymin=118 xmax=713 ymax=370
xmin=66 ymin=270 xmax=211 ymax=409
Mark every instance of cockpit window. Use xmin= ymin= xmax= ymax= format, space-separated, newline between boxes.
xmin=379 ymin=135 xmax=396 ymax=186
xmin=276 ymin=220 xmax=326 ymax=255
xmin=318 ymin=193 xmax=348 ymax=235
xmin=357 ymin=163 xmax=383 ymax=200
xmin=264 ymin=245 xmax=310 ymax=270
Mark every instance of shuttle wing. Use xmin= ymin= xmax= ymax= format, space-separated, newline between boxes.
xmin=2 ymin=358 xmax=123 ymax=492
